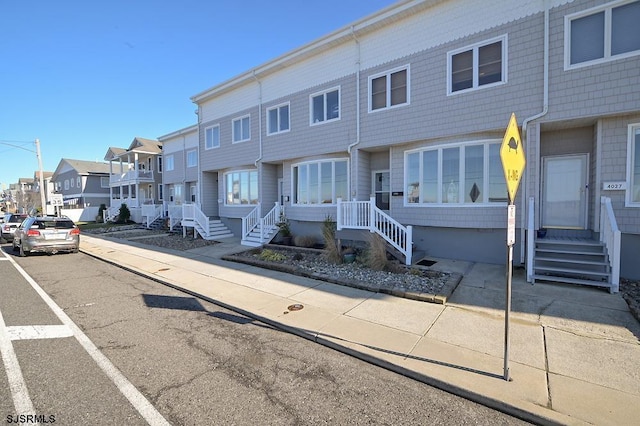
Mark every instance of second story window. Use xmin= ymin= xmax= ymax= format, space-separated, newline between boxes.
xmin=267 ymin=103 xmax=290 ymax=135
xmin=77 ymin=177 xmax=81 ymax=188
xmin=157 ymin=156 xmax=163 ymax=173
xmin=205 ymin=125 xmax=220 ymax=149
xmin=166 ymin=155 xmax=175 ymax=172
xmin=566 ymin=0 xmax=640 ymax=68
xmin=448 ymin=36 xmax=507 ymax=94
xmin=187 ymin=150 xmax=197 ymax=168
xmin=232 ymin=115 xmax=250 ymax=143
xmin=310 ymin=87 xmax=340 ymax=125
xmin=101 ymin=177 xmax=109 ymax=188
xmin=369 ymin=66 xmax=409 ymax=111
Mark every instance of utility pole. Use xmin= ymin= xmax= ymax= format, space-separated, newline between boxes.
xmin=35 ymin=139 xmax=47 ymax=215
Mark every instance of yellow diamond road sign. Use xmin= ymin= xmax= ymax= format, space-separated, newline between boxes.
xmin=500 ymin=113 xmax=526 ymax=203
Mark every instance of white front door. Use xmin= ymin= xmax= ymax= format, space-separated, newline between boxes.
xmin=542 ymin=154 xmax=588 ymax=229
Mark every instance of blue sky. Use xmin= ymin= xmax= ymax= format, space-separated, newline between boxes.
xmin=0 ymin=0 xmax=398 ymax=187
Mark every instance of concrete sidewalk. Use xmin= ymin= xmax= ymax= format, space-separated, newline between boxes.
xmin=80 ymin=234 xmax=640 ymax=425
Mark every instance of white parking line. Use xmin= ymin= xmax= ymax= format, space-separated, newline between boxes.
xmin=0 ymin=306 xmax=36 ymax=415
xmin=6 ymin=325 xmax=74 ymax=341
xmin=1 ymin=251 xmax=170 ymax=426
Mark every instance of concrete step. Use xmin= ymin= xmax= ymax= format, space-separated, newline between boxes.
xmin=534 ymin=263 xmax=610 ymax=278
xmin=532 ymin=274 xmax=611 ymax=289
xmin=535 ymin=255 xmax=609 ymax=267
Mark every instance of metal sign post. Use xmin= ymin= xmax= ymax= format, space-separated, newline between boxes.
xmin=499 ymin=114 xmax=525 ymax=382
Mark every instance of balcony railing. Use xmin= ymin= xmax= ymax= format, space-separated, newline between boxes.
xmin=109 ymin=170 xmax=154 ymax=185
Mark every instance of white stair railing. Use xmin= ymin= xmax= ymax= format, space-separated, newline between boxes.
xmin=193 ymin=204 xmax=210 ymax=239
xmin=337 ymin=197 xmax=413 ymax=265
xmin=104 ymin=206 xmax=120 ymax=223
xmin=242 ymin=204 xmax=260 ymax=241
xmin=600 ymin=196 xmax=621 ymax=293
xmin=261 ymin=202 xmax=282 ymax=241
xmin=141 ymin=204 xmax=162 ymax=228
xmin=168 ymin=204 xmax=182 ymax=231
xmin=527 ymin=197 xmax=535 ymax=283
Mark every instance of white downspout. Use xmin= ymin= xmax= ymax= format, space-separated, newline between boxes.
xmin=253 ymin=70 xmax=263 ymax=168
xmin=520 ymin=4 xmax=549 ymax=264
xmin=347 ymin=26 xmax=361 ymax=200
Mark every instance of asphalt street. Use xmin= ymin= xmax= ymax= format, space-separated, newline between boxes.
xmin=1 ymin=245 xmax=529 ymax=425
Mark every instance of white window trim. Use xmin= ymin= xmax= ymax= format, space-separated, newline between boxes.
xmin=77 ymin=176 xmax=81 ymax=188
xmin=186 ymin=149 xmax=197 ymax=168
xmin=368 ymin=64 xmax=411 ymax=113
xmin=627 ymin=123 xmax=640 ymax=207
xmin=64 ymin=180 xmax=69 ymax=190
xmin=309 ymin=86 xmax=341 ymax=126
xmin=565 ymin=0 xmax=640 ymax=70
xmin=157 ymin=156 xmax=163 ymax=173
xmin=290 ymin=158 xmax=349 ymax=207
xmin=166 ymin=154 xmax=175 ymax=172
xmin=100 ymin=177 xmax=109 ymax=188
xmin=267 ymin=102 xmax=291 ymax=135
xmin=447 ymin=35 xmax=508 ymax=96
xmin=232 ymin=115 xmax=251 ymax=143
xmin=205 ymin=124 xmax=220 ymax=150
xmin=404 ymin=139 xmax=506 ymax=207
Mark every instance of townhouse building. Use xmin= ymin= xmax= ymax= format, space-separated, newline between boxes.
xmin=179 ymin=0 xmax=639 ymax=285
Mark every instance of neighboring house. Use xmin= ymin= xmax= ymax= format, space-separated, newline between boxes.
xmin=158 ymin=125 xmax=199 ymax=208
xmin=15 ymin=178 xmax=34 ymax=213
xmin=182 ymin=0 xmax=639 ymax=284
xmin=31 ymin=170 xmax=54 ymax=214
xmin=51 ymin=158 xmax=111 ymax=221
xmin=104 ymin=137 xmax=163 ymax=224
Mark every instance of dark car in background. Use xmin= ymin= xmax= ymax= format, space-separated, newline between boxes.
xmin=12 ymin=216 xmax=80 ymax=256
xmin=1 ymin=213 xmax=28 ymax=242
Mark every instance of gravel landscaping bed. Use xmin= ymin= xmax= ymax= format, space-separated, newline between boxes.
xmin=224 ymin=245 xmax=462 ymax=304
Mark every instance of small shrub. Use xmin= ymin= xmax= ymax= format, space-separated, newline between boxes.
xmin=293 ymin=253 xmax=304 ymax=261
xmin=322 ymin=215 xmax=342 ymax=264
xmin=294 ymin=235 xmax=316 ymax=248
xmin=365 ymin=233 xmax=389 ymax=271
xmin=117 ymin=203 xmax=131 ymax=223
xmin=258 ymin=249 xmax=287 ymax=262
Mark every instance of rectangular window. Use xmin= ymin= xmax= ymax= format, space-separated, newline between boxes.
xmin=369 ymin=67 xmax=409 ymax=111
xmin=292 ymin=159 xmax=348 ymax=205
xmin=567 ymin=0 xmax=640 ymax=68
xmin=70 ymin=177 xmax=75 ymax=188
xmin=205 ymin=125 xmax=220 ymax=149
xmin=628 ymin=124 xmax=640 ymax=205
xmin=225 ymin=170 xmax=258 ymax=205
xmin=101 ymin=177 xmax=109 ymax=188
xmin=64 ymin=180 xmax=69 ymax=190
xmin=158 ymin=184 xmax=163 ymax=201
xmin=406 ymin=141 xmax=506 ymax=205
xmin=310 ymin=87 xmax=340 ymax=125
xmin=187 ymin=150 xmax=197 ymax=168
xmin=267 ymin=103 xmax=290 ymax=135
xmin=448 ymin=36 xmax=506 ymax=94
xmin=166 ymin=155 xmax=174 ymax=172
xmin=77 ymin=177 xmax=81 ymax=188
xmin=232 ymin=116 xmax=250 ymax=143
xmin=157 ymin=156 xmax=163 ymax=173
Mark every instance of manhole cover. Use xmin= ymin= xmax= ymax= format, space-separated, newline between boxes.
xmin=287 ymin=304 xmax=304 ymax=311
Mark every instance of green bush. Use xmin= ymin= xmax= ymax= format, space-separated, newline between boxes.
xmin=117 ymin=203 xmax=131 ymax=223
xmin=258 ymin=249 xmax=287 ymax=262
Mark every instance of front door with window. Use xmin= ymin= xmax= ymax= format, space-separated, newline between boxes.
xmin=373 ymin=171 xmax=390 ymax=210
xmin=542 ymin=154 xmax=588 ymax=229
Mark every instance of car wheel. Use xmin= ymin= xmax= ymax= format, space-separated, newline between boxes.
xmin=19 ymin=243 xmax=27 ymax=257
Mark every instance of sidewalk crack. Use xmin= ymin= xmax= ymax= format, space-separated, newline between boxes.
xmin=542 ymin=326 xmax=553 ymax=409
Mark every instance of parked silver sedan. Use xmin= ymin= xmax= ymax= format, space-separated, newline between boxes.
xmin=12 ymin=216 xmax=80 ymax=256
